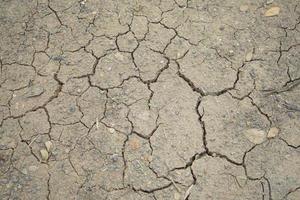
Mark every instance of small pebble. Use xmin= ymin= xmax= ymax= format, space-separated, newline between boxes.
xmin=267 ymin=127 xmax=279 ymax=138
xmin=40 ymin=149 xmax=49 ymax=161
xmin=45 ymin=141 xmax=53 ymax=152
xmin=229 ymin=50 xmax=234 ymax=56
xmin=108 ymin=128 xmax=115 ymax=134
xmin=264 ymin=6 xmax=280 ymax=17
xmin=69 ymin=106 xmax=76 ymax=113
xmin=111 ymin=154 xmax=118 ymax=162
xmin=240 ymin=5 xmax=249 ymax=12
xmin=244 ymin=128 xmax=267 ymax=144
xmin=245 ymin=51 xmax=253 ymax=61
xmin=174 ymin=192 xmax=181 ymax=200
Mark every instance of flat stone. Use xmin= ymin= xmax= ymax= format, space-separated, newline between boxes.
xmin=244 ymin=128 xmax=267 ymax=144
xmin=25 ymin=86 xmax=44 ymax=98
xmin=264 ymin=7 xmax=280 ymax=17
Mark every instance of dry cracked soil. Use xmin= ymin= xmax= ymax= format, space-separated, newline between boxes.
xmin=0 ymin=0 xmax=300 ymax=199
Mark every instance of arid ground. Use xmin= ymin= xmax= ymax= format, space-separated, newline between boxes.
xmin=0 ymin=0 xmax=299 ymax=199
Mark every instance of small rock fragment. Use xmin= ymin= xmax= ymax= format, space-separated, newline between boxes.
xmin=244 ymin=128 xmax=267 ymax=144
xmin=239 ymin=5 xmax=249 ymax=12
xmin=245 ymin=51 xmax=253 ymax=61
xmin=174 ymin=192 xmax=181 ymax=200
xmin=26 ymin=86 xmax=44 ymax=98
xmin=219 ymin=26 xmax=225 ymax=31
xmin=264 ymin=7 xmax=280 ymax=17
xmin=111 ymin=154 xmax=118 ymax=162
xmin=40 ymin=149 xmax=49 ymax=161
xmin=266 ymin=0 xmax=274 ymax=5
xmin=108 ymin=128 xmax=115 ymax=134
xmin=45 ymin=141 xmax=53 ymax=152
xmin=69 ymin=106 xmax=76 ymax=113
xmin=267 ymin=127 xmax=279 ymax=138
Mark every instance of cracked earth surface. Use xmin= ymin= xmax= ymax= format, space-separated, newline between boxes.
xmin=0 ymin=0 xmax=300 ymax=199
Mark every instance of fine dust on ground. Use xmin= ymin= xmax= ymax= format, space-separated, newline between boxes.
xmin=0 ymin=0 xmax=299 ymax=199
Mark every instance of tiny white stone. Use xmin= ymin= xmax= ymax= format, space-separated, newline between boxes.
xmin=45 ymin=141 xmax=53 ymax=152
xmin=108 ymin=128 xmax=115 ymax=133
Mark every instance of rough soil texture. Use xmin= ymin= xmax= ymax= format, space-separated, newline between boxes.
xmin=0 ymin=0 xmax=300 ymax=199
